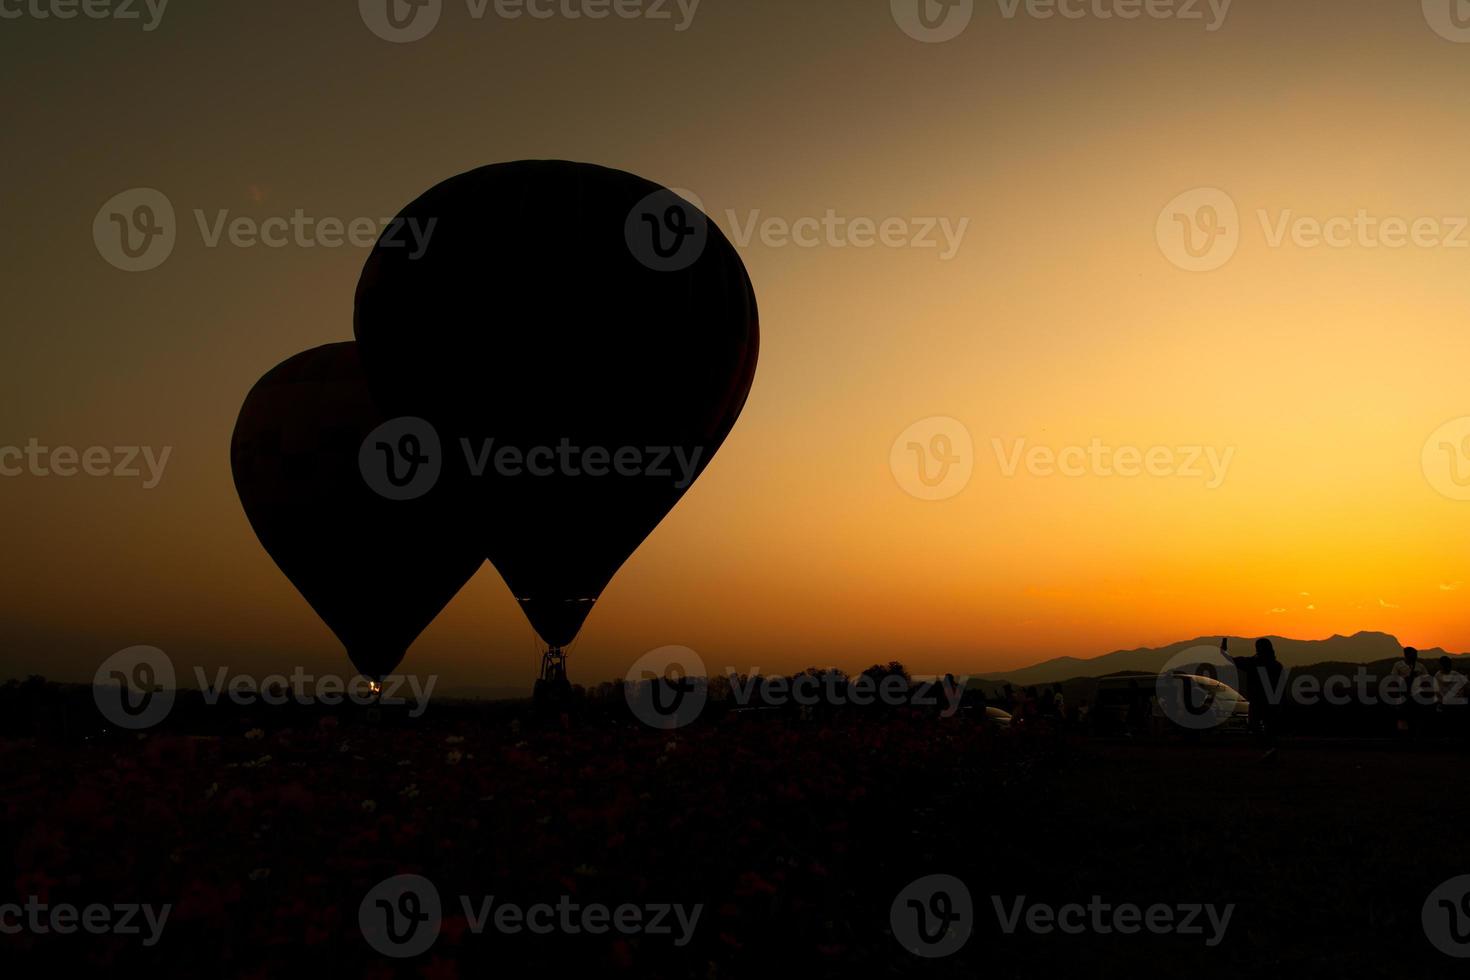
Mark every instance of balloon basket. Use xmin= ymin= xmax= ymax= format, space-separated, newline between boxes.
xmin=534 ymin=647 xmax=571 ymax=707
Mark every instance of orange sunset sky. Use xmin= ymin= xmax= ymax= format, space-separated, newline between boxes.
xmin=4 ymin=0 xmax=1470 ymax=689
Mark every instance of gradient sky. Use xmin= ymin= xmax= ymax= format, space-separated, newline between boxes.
xmin=4 ymin=0 xmax=1470 ymax=690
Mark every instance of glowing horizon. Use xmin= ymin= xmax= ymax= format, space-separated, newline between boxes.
xmin=3 ymin=1 xmax=1470 ymax=689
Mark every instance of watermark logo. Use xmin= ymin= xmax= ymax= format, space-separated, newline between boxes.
xmin=360 ymin=874 xmax=701 ymax=954
xmin=360 ymin=874 xmax=442 ymax=958
xmin=892 ymin=0 xmax=975 ymax=43
xmin=1163 ymin=190 xmax=1470 ymax=271
xmin=361 ymin=417 xmax=442 ymax=501
xmin=94 ymin=645 xmax=176 ymax=730
xmin=95 ymin=649 xmax=439 ymax=730
xmin=360 ymin=0 xmax=443 ymax=42
xmin=1156 ymin=644 xmax=1242 ymax=730
xmin=1157 ymin=187 xmax=1239 ymax=272
xmin=360 ymin=422 xmax=710 ymax=499
xmin=891 ymin=874 xmax=973 ymax=957
xmin=625 ymin=646 xmax=709 ymax=730
xmin=894 ymin=0 xmax=1231 ymax=41
xmin=626 ymin=661 xmax=965 ymax=730
xmin=1423 ymin=417 xmax=1470 ymax=501
xmin=1153 ymin=657 xmax=1460 ymax=728
xmin=95 ymin=189 xmax=436 ymax=272
xmin=891 ymin=417 xmax=974 ymax=501
xmin=196 ymin=668 xmax=438 ymax=716
xmin=892 ymin=876 xmax=1234 ymax=955
xmin=1424 ymin=0 xmax=1470 ymax=42
xmin=626 ymin=188 xmax=708 ymax=272
xmin=94 ymin=188 xmax=176 ymax=272
xmin=1425 ymin=875 xmax=1470 ymax=957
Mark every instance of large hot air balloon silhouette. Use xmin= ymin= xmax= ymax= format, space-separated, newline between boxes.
xmin=230 ymin=342 xmax=484 ymax=681
xmin=354 ymin=161 xmax=759 ymax=688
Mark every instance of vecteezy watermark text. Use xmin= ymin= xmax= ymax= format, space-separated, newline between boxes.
xmin=621 ymin=190 xmax=972 ymax=270
xmin=0 ymin=0 xmax=168 ymax=30
xmin=357 ymin=417 xmax=709 ymax=501
xmin=193 ymin=210 xmax=435 ymax=258
xmin=461 ymin=438 xmax=704 ymax=488
xmin=991 ymin=895 xmax=1233 ymax=946
xmin=1158 ymin=187 xmax=1470 ymax=272
xmin=892 ymin=0 xmax=1232 ymax=44
xmin=622 ymin=646 xmax=969 ymax=729
xmin=724 ymin=209 xmax=970 ymax=260
xmin=194 ymin=668 xmax=437 ymax=717
xmin=890 ymin=876 xmax=1233 ymax=957
xmin=721 ymin=670 xmax=967 ymax=715
xmin=359 ymin=874 xmax=702 ymax=958
xmin=93 ymin=188 xmax=436 ymax=272
xmin=0 ymin=440 xmax=171 ymax=488
xmin=992 ymin=437 xmax=1234 ymax=489
xmin=0 ymin=898 xmax=170 ymax=946
xmin=360 ymin=0 xmax=702 ymax=43
xmin=93 ymin=647 xmax=437 ymax=730
xmin=1155 ymin=644 xmax=1470 ymax=731
xmin=890 ymin=418 xmax=1235 ymax=501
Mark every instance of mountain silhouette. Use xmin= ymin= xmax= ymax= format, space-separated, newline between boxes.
xmin=979 ymin=631 xmax=1468 ymax=686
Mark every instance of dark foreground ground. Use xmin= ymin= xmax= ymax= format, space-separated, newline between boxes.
xmin=3 ymin=702 xmax=1468 ymax=977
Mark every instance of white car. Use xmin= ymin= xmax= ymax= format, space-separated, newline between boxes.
xmin=1093 ymin=673 xmax=1250 ymax=733
xmin=1154 ymin=672 xmax=1251 ymax=732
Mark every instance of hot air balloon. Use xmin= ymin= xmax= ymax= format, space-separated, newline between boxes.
xmin=353 ymin=161 xmax=759 ymax=689
xmin=230 ymin=342 xmax=484 ymax=682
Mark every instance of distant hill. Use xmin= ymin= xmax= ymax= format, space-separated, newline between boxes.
xmin=977 ymin=632 xmax=1467 ymax=686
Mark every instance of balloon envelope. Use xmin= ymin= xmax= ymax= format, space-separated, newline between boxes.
xmin=230 ymin=342 xmax=484 ymax=679
xmin=354 ymin=161 xmax=759 ymax=648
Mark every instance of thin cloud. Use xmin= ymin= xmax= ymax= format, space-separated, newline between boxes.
xmin=1441 ymin=582 xmax=1462 ymax=592
xmin=1379 ymin=598 xmax=1400 ymax=609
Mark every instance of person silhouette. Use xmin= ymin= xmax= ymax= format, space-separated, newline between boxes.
xmin=1390 ymin=646 xmax=1430 ymax=736
xmin=1221 ymin=637 xmax=1284 ymax=748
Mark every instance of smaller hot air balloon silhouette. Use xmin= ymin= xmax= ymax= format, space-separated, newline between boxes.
xmin=230 ymin=342 xmax=483 ymax=682
xmin=354 ymin=161 xmax=760 ymax=694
